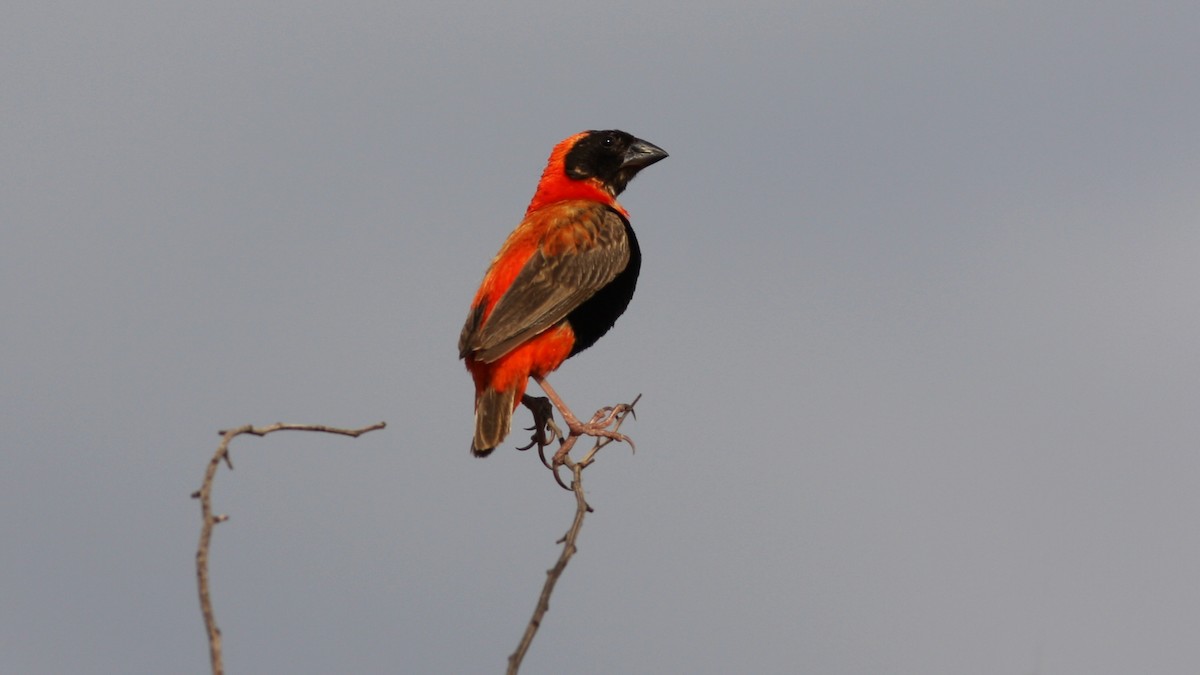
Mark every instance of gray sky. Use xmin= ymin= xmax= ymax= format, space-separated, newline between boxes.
xmin=4 ymin=2 xmax=1199 ymax=673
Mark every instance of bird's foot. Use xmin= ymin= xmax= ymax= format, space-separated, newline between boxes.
xmin=517 ymin=395 xmax=562 ymax=469
xmin=553 ymin=404 xmax=636 ymax=462
xmin=546 ymin=396 xmax=640 ymax=490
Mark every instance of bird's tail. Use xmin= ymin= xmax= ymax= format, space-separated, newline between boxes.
xmin=472 ymin=387 xmax=516 ymax=457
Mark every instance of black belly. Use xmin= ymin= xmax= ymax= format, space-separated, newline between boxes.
xmin=565 ymin=220 xmax=641 ymax=358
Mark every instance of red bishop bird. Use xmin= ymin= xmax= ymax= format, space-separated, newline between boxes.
xmin=458 ymin=130 xmax=668 ymax=456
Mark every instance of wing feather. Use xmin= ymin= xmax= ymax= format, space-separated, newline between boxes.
xmin=460 ymin=206 xmax=630 ymax=363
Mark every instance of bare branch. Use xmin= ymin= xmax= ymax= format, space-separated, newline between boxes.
xmin=506 ymin=460 xmax=587 ymax=675
xmin=193 ymin=421 xmax=386 ymax=675
xmin=506 ymin=397 xmax=637 ymax=674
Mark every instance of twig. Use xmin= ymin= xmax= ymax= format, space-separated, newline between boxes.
xmin=506 ymin=460 xmax=588 ymax=675
xmin=506 ymin=397 xmax=638 ymax=674
xmin=192 ymin=421 xmax=386 ymax=675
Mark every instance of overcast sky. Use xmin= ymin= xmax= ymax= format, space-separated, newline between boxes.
xmin=3 ymin=2 xmax=1199 ymax=673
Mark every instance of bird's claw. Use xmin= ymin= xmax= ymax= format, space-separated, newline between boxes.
xmin=542 ymin=403 xmax=638 ymax=491
xmin=523 ymin=382 xmax=640 ymax=490
xmin=550 ymin=458 xmax=573 ymax=491
xmin=517 ymin=395 xmax=562 ymax=469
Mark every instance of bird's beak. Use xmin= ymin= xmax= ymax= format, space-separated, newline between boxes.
xmin=621 ymin=138 xmax=669 ymax=170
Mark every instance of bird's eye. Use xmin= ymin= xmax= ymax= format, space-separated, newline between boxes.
xmin=602 ymin=134 xmax=615 ymax=146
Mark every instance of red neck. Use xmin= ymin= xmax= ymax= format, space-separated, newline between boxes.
xmin=525 ymin=133 xmax=628 ymax=217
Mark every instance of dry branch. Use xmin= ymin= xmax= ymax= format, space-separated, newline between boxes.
xmin=506 ymin=398 xmax=638 ymax=674
xmin=192 ymin=421 xmax=386 ymax=675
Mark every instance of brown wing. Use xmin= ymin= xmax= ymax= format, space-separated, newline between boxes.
xmin=462 ymin=207 xmax=630 ymax=363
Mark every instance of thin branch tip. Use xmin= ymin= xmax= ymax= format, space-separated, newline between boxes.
xmin=194 ymin=419 xmax=386 ymax=675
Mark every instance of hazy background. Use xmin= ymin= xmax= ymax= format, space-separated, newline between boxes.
xmin=3 ymin=2 xmax=1198 ymax=673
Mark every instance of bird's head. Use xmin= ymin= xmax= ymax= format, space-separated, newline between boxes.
xmin=563 ymin=130 xmax=668 ymax=197
xmin=528 ymin=130 xmax=668 ymax=214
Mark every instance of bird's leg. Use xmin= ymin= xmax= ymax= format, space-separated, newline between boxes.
xmin=532 ymin=375 xmax=635 ymax=472
xmin=516 ymin=394 xmax=562 ymax=469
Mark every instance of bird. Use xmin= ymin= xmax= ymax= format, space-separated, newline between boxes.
xmin=458 ymin=129 xmax=667 ymax=457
